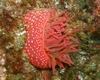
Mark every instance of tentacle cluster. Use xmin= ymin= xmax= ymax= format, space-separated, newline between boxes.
xmin=44 ymin=10 xmax=79 ymax=73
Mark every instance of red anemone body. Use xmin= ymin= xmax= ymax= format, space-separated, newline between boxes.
xmin=23 ymin=8 xmax=79 ymax=73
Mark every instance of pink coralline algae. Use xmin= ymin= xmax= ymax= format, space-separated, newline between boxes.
xmin=23 ymin=8 xmax=79 ymax=73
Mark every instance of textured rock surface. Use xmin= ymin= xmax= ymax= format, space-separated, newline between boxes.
xmin=0 ymin=0 xmax=100 ymax=80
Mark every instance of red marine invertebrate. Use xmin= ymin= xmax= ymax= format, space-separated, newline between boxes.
xmin=23 ymin=7 xmax=79 ymax=73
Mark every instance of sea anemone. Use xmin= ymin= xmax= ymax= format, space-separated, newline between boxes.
xmin=23 ymin=7 xmax=79 ymax=73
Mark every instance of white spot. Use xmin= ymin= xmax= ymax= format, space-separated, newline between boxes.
xmin=33 ymin=16 xmax=35 ymax=18
xmin=28 ymin=37 xmax=30 ymax=39
xmin=25 ymin=46 xmax=28 ymax=49
xmin=32 ymin=19 xmax=34 ymax=22
xmin=28 ymin=53 xmax=30 ymax=55
xmin=31 ymin=58 xmax=33 ymax=60
xmin=28 ymin=44 xmax=30 ymax=46
xmin=31 ymin=40 xmax=33 ymax=43
xmin=38 ymin=62 xmax=40 ymax=65
xmin=29 ymin=18 xmax=32 ymax=20
xmin=30 ymin=22 xmax=33 ymax=25
xmin=31 ymin=55 xmax=33 ymax=57
xmin=31 ymin=14 xmax=33 ymax=17
xmin=27 ymin=50 xmax=29 ymax=52
xmin=33 ymin=37 xmax=34 ymax=39
xmin=36 ymin=56 xmax=37 ymax=59
xmin=28 ymin=40 xmax=30 ymax=42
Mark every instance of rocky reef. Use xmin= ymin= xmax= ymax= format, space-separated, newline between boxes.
xmin=0 ymin=0 xmax=100 ymax=80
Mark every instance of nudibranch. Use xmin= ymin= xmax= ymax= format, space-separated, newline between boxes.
xmin=23 ymin=7 xmax=79 ymax=73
